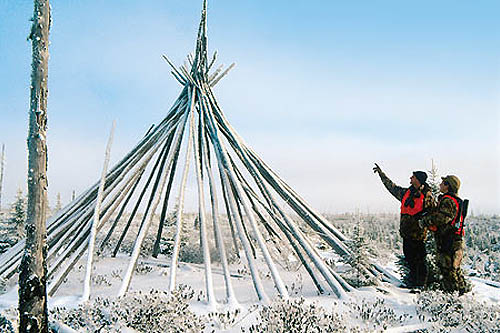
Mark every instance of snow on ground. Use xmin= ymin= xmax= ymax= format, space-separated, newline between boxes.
xmin=1 ymin=252 xmax=499 ymax=332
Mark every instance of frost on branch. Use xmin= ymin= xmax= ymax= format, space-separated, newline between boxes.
xmin=50 ymin=285 xmax=205 ymax=332
xmin=416 ymin=290 xmax=500 ymax=332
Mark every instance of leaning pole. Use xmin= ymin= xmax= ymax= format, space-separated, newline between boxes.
xmin=0 ymin=144 xmax=5 ymax=211
xmin=18 ymin=0 xmax=51 ymax=332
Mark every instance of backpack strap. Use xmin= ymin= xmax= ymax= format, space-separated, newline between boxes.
xmin=443 ymin=194 xmax=465 ymax=236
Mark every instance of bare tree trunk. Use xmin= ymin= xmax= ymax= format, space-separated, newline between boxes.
xmin=18 ymin=0 xmax=50 ymax=332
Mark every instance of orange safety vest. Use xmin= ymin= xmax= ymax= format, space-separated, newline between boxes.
xmin=443 ymin=194 xmax=465 ymax=236
xmin=400 ymin=189 xmax=424 ymax=216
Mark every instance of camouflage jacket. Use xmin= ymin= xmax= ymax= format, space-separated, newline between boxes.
xmin=423 ymin=193 xmax=462 ymax=253
xmin=378 ymin=171 xmax=435 ymax=241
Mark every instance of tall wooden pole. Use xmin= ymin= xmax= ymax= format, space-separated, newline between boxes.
xmin=18 ymin=0 xmax=51 ymax=332
xmin=82 ymin=120 xmax=115 ymax=302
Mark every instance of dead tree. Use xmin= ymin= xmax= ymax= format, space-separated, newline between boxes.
xmin=18 ymin=0 xmax=51 ymax=332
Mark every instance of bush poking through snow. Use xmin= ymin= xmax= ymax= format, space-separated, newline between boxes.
xmin=0 ymin=277 xmax=7 ymax=295
xmin=178 ymin=242 xmax=204 ymax=264
xmin=50 ymin=285 xmax=206 ymax=332
xmin=134 ymin=262 xmax=153 ymax=275
xmin=243 ymin=298 xmax=356 ymax=333
xmin=207 ymin=308 xmax=246 ymax=330
xmin=285 ymin=273 xmax=304 ymax=296
xmin=416 ymin=290 xmax=500 ymax=332
xmin=91 ymin=274 xmax=112 ymax=286
xmin=348 ymin=298 xmax=411 ymax=331
xmin=0 ymin=313 xmax=14 ymax=333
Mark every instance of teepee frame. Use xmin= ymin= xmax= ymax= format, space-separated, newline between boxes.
xmin=0 ymin=0 xmax=401 ymax=306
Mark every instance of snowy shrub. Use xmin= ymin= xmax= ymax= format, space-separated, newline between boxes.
xmin=285 ymin=273 xmax=304 ymax=296
xmin=138 ymin=234 xmax=157 ymax=258
xmin=209 ymin=244 xmax=239 ymax=264
xmin=0 ymin=313 xmax=14 ymax=333
xmin=0 ymin=277 xmax=7 ymax=294
xmin=179 ymin=242 xmax=204 ymax=264
xmin=91 ymin=274 xmax=112 ymax=286
xmin=237 ymin=265 xmax=250 ymax=277
xmin=110 ymin=269 xmax=123 ymax=280
xmin=51 ymin=285 xmax=206 ymax=332
xmin=348 ymin=297 xmax=411 ymax=331
xmin=464 ymin=216 xmax=500 ymax=282
xmin=207 ymin=308 xmax=245 ymax=330
xmin=195 ymin=289 xmax=206 ymax=302
xmin=243 ymin=298 xmax=356 ymax=333
xmin=176 ymin=239 xmax=238 ymax=265
xmin=134 ymin=262 xmax=153 ymax=275
xmin=416 ymin=290 xmax=500 ymax=332
xmin=0 ymin=241 xmax=11 ymax=255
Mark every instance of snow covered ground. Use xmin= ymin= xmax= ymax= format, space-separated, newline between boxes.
xmin=1 ymin=252 xmax=499 ymax=332
xmin=1 ymin=213 xmax=499 ymax=332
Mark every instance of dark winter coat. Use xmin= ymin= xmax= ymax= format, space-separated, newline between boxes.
xmin=377 ymin=171 xmax=435 ymax=241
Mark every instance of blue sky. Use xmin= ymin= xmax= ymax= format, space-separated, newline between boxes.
xmin=0 ymin=1 xmax=499 ymax=213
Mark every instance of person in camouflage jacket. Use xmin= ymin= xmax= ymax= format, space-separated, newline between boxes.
xmin=421 ymin=175 xmax=471 ymax=295
xmin=373 ymin=163 xmax=435 ymax=287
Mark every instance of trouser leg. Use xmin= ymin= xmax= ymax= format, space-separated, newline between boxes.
xmin=437 ymin=240 xmax=470 ymax=294
xmin=403 ymin=238 xmax=427 ymax=286
xmin=412 ymin=240 xmax=427 ymax=286
xmin=402 ymin=238 xmax=415 ymax=285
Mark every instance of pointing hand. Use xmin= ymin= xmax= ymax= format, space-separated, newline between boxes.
xmin=373 ymin=163 xmax=382 ymax=174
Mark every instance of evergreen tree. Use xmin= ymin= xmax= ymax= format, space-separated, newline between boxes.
xmin=342 ymin=214 xmax=378 ymax=287
xmin=425 ymin=159 xmax=441 ymax=287
xmin=9 ymin=188 xmax=27 ymax=240
xmin=428 ymin=159 xmax=440 ymax=199
xmin=54 ymin=192 xmax=62 ymax=211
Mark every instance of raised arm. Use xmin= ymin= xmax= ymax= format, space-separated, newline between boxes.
xmin=373 ymin=163 xmax=407 ymax=201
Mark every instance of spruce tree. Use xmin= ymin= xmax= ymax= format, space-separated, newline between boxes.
xmin=9 ymin=188 xmax=27 ymax=240
xmin=428 ymin=159 xmax=440 ymax=199
xmin=54 ymin=192 xmax=62 ymax=212
xmin=426 ymin=159 xmax=440 ymax=286
xmin=342 ymin=214 xmax=378 ymax=287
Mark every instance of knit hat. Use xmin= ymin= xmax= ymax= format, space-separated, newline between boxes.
xmin=442 ymin=175 xmax=461 ymax=193
xmin=413 ymin=171 xmax=428 ymax=185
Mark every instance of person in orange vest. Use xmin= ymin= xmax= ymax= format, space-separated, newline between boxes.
xmin=373 ymin=163 xmax=435 ymax=287
xmin=420 ymin=175 xmax=471 ymax=295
